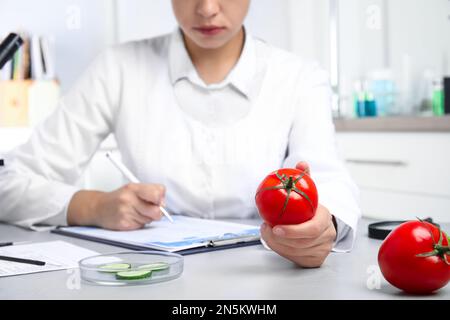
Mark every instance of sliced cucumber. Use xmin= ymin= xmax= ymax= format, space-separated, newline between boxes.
xmin=115 ymin=270 xmax=152 ymax=280
xmin=99 ymin=263 xmax=131 ymax=273
xmin=137 ymin=262 xmax=169 ymax=272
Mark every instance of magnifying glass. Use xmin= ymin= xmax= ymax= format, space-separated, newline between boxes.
xmin=368 ymin=217 xmax=440 ymax=240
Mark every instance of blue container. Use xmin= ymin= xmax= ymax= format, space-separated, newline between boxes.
xmin=365 ymin=99 xmax=377 ymax=117
xmin=355 ymin=92 xmax=366 ymax=117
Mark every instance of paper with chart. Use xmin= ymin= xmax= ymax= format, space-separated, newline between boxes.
xmin=0 ymin=241 xmax=98 ymax=277
xmin=58 ymin=215 xmax=261 ymax=252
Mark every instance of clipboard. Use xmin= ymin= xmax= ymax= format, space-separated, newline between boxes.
xmin=51 ymin=216 xmax=262 ymax=256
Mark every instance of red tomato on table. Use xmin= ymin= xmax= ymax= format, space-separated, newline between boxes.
xmin=378 ymin=220 xmax=450 ymax=294
xmin=255 ymin=168 xmax=318 ymax=227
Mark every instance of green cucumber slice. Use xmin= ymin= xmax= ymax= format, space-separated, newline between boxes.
xmin=137 ymin=262 xmax=169 ymax=272
xmin=115 ymin=270 xmax=152 ymax=280
xmin=99 ymin=263 xmax=131 ymax=273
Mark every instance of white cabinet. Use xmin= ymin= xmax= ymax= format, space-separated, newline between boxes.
xmin=336 ymin=132 xmax=450 ymax=222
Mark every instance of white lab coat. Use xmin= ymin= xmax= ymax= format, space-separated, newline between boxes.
xmin=0 ymin=29 xmax=361 ymax=252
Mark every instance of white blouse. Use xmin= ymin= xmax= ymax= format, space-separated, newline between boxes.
xmin=0 ymin=28 xmax=361 ymax=252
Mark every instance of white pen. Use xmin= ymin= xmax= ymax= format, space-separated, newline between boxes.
xmin=105 ymin=151 xmax=174 ymax=223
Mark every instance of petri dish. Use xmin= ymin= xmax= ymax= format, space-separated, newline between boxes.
xmin=79 ymin=251 xmax=183 ymax=286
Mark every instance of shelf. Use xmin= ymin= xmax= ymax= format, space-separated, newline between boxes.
xmin=334 ymin=116 xmax=450 ymax=132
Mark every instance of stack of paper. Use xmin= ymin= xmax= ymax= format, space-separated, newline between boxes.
xmin=55 ymin=216 xmax=261 ymax=253
xmin=0 ymin=241 xmax=98 ymax=278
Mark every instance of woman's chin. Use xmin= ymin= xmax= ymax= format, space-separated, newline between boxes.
xmin=189 ymin=34 xmax=231 ymax=50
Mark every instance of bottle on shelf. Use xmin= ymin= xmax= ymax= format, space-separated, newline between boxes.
xmin=353 ymin=80 xmax=378 ymax=118
xmin=432 ymin=78 xmax=445 ymax=116
xmin=367 ymin=69 xmax=395 ymax=117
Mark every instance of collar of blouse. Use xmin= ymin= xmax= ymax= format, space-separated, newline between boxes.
xmin=168 ymin=26 xmax=257 ymax=101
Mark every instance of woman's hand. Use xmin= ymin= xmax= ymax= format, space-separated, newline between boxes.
xmin=260 ymin=162 xmax=337 ymax=268
xmin=67 ymin=183 xmax=166 ymax=231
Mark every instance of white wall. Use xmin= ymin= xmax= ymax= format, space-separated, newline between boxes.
xmin=0 ymin=0 xmax=115 ymax=93
xmin=288 ymin=0 xmax=330 ymax=70
xmin=1 ymin=0 xmax=332 ymax=92
xmin=115 ymin=0 xmax=294 ymax=48
xmin=338 ymin=0 xmax=450 ymax=116
xmin=388 ymin=0 xmax=450 ymax=110
xmin=115 ymin=0 xmax=331 ymax=69
xmin=115 ymin=0 xmax=176 ymax=43
xmin=3 ymin=0 xmax=447 ymax=109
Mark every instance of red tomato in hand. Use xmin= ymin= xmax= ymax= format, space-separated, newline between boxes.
xmin=255 ymin=168 xmax=318 ymax=227
xmin=378 ymin=220 xmax=450 ymax=294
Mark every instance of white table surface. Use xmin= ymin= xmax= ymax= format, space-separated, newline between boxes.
xmin=0 ymin=219 xmax=449 ymax=300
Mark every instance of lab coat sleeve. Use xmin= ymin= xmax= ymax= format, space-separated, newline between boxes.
xmin=0 ymin=48 xmax=121 ymax=230
xmin=282 ymin=63 xmax=362 ymax=252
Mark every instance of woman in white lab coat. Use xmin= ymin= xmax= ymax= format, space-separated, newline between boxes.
xmin=0 ymin=0 xmax=361 ymax=268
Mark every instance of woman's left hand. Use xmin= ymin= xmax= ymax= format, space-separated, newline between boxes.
xmin=260 ymin=162 xmax=337 ymax=268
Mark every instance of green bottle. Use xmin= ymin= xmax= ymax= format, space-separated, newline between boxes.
xmin=432 ymin=79 xmax=444 ymax=116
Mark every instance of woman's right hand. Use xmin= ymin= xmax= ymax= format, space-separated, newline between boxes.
xmin=67 ymin=183 xmax=166 ymax=231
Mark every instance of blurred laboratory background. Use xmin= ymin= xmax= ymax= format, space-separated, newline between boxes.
xmin=1 ymin=0 xmax=450 ymax=221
